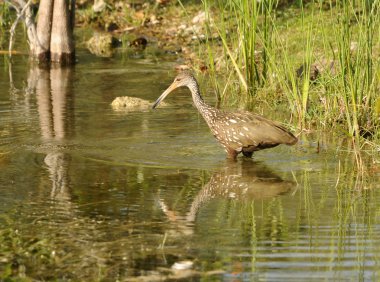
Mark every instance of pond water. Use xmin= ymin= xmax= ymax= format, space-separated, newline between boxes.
xmin=1 ymin=50 xmax=380 ymax=281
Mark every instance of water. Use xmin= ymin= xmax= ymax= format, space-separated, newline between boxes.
xmin=1 ymin=51 xmax=380 ymax=281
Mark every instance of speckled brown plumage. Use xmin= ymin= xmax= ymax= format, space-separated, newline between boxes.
xmin=152 ymin=71 xmax=297 ymax=159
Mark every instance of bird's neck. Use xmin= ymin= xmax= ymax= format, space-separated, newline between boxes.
xmin=187 ymin=80 xmax=217 ymax=125
xmin=187 ymin=80 xmax=205 ymax=109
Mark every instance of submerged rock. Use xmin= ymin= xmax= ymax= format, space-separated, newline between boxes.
xmin=111 ymin=96 xmax=168 ymax=112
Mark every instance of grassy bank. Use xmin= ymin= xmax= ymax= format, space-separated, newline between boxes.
xmin=199 ymin=0 xmax=380 ymax=146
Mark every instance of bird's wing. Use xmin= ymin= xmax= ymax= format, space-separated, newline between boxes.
xmin=213 ymin=111 xmax=297 ymax=151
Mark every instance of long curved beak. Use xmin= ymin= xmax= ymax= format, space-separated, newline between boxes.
xmin=152 ymin=82 xmax=179 ymax=109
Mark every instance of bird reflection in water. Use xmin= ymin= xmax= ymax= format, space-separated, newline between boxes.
xmin=158 ymin=160 xmax=295 ymax=234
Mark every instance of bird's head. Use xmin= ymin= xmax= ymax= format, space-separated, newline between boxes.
xmin=152 ymin=71 xmax=195 ymax=109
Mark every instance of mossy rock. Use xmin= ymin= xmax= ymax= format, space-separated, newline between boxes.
xmin=111 ymin=96 xmax=168 ymax=112
xmin=87 ymin=33 xmax=119 ymax=57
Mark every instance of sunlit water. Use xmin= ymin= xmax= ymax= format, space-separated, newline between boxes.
xmin=1 ymin=51 xmax=380 ymax=281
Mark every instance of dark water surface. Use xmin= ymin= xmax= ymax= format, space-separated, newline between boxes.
xmin=1 ymin=51 xmax=380 ymax=281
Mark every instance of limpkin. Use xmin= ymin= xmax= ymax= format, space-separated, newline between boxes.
xmin=152 ymin=71 xmax=297 ymax=159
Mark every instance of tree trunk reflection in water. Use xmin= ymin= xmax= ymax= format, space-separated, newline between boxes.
xmin=28 ymin=65 xmax=74 ymax=201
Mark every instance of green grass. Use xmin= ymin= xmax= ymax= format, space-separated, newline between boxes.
xmin=0 ymin=3 xmax=12 ymax=49
xmin=200 ymin=0 xmax=380 ymax=153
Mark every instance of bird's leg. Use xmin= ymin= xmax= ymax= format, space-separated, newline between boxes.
xmin=225 ymin=147 xmax=238 ymax=160
xmin=242 ymin=150 xmax=254 ymax=158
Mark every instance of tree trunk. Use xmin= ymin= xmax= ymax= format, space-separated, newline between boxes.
xmin=35 ymin=0 xmax=54 ymax=62
xmin=11 ymin=0 xmax=76 ymax=64
xmin=50 ymin=0 xmax=75 ymax=64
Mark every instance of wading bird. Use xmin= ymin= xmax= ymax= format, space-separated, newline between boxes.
xmin=152 ymin=71 xmax=297 ymax=160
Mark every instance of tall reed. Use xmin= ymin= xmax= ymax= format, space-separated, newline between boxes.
xmin=333 ymin=0 xmax=380 ymax=138
xmin=266 ymin=2 xmax=315 ymax=128
xmin=202 ymin=0 xmax=380 ymax=143
xmin=202 ymin=0 xmax=277 ymax=96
